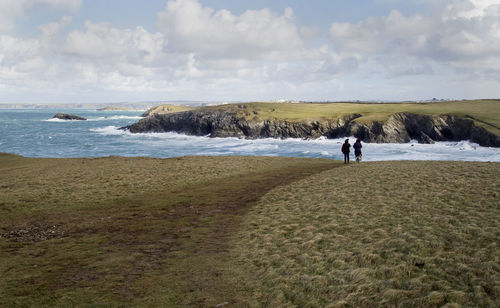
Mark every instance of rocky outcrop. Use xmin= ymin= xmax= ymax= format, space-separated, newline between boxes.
xmin=123 ymin=110 xmax=500 ymax=147
xmin=52 ymin=113 xmax=87 ymax=121
xmin=349 ymin=113 xmax=500 ymax=146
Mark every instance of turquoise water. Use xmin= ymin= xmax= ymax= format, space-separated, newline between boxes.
xmin=1 ymin=109 xmax=499 ymax=161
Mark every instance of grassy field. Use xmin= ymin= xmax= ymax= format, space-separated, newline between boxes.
xmin=204 ymin=100 xmax=500 ymax=136
xmin=229 ymin=161 xmax=500 ymax=307
xmin=1 ymin=153 xmax=499 ymax=307
xmin=143 ymin=104 xmax=196 ymax=116
xmin=0 ymin=153 xmax=338 ymax=307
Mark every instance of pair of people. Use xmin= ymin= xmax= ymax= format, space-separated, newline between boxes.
xmin=341 ymin=138 xmax=362 ymax=164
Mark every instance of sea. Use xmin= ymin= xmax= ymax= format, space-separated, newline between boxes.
xmin=1 ymin=108 xmax=499 ymax=162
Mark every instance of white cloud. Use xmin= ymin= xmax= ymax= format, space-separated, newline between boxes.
xmin=0 ymin=34 xmax=43 ymax=82
xmin=300 ymin=26 xmax=321 ymax=40
xmin=157 ymin=0 xmax=302 ymax=59
xmin=2 ymin=0 xmax=500 ymax=103
xmin=0 ymin=0 xmax=363 ymax=102
xmin=329 ymin=0 xmax=500 ymax=77
xmin=443 ymin=0 xmax=500 ymax=19
xmin=63 ymin=21 xmax=166 ymax=64
xmin=0 ymin=0 xmax=81 ymax=32
xmin=38 ymin=16 xmax=72 ymax=38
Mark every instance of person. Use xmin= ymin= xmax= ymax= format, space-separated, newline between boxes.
xmin=353 ymin=138 xmax=362 ymax=162
xmin=341 ymin=139 xmax=351 ymax=164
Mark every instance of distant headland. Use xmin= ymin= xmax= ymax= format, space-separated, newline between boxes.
xmin=123 ymin=100 xmax=500 ymax=147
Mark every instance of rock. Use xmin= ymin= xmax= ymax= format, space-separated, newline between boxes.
xmin=122 ymin=110 xmax=500 ymax=147
xmin=53 ymin=113 xmax=87 ymax=121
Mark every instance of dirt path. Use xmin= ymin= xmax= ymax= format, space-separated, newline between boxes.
xmin=100 ymin=159 xmax=341 ymax=306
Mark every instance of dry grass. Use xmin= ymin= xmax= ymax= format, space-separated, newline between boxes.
xmin=0 ymin=154 xmax=291 ymax=216
xmin=229 ymin=161 xmax=500 ymax=307
xmin=1 ymin=153 xmax=499 ymax=307
xmin=0 ymin=153 xmax=338 ymax=307
xmin=144 ymin=104 xmax=196 ymax=116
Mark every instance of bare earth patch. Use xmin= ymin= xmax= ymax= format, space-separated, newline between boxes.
xmin=0 ymin=223 xmax=66 ymax=242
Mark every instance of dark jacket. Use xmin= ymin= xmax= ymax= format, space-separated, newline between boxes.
xmin=353 ymin=141 xmax=362 ymax=156
xmin=341 ymin=142 xmax=350 ymax=154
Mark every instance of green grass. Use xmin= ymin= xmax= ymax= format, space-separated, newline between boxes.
xmin=144 ymin=104 xmax=196 ymax=116
xmin=1 ymin=153 xmax=499 ymax=307
xmin=203 ymin=100 xmax=500 ymax=136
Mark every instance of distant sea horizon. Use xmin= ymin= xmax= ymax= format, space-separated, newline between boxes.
xmin=1 ymin=98 xmax=489 ymax=110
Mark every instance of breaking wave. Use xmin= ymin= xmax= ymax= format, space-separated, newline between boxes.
xmin=91 ymin=126 xmax=500 ymax=162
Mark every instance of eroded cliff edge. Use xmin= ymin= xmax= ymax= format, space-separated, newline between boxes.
xmin=123 ymin=108 xmax=500 ymax=147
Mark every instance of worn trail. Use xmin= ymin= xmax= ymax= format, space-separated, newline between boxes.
xmin=97 ymin=159 xmax=341 ymax=306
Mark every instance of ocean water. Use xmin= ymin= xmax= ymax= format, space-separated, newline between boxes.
xmin=0 ymin=108 xmax=499 ymax=162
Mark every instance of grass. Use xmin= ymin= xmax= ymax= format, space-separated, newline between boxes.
xmin=229 ymin=161 xmax=500 ymax=307
xmin=144 ymin=104 xmax=196 ymax=116
xmin=0 ymin=153 xmax=338 ymax=307
xmin=1 ymin=153 xmax=499 ymax=307
xmin=203 ymin=100 xmax=500 ymax=136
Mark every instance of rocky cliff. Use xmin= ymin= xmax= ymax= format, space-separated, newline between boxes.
xmin=123 ymin=109 xmax=500 ymax=147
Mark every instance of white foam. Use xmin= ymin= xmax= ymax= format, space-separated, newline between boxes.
xmin=90 ymin=129 xmax=500 ymax=162
xmin=90 ymin=126 xmax=126 ymax=135
xmin=44 ymin=118 xmax=81 ymax=122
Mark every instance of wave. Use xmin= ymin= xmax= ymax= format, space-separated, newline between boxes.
xmin=44 ymin=118 xmax=83 ymax=122
xmin=44 ymin=115 xmax=143 ymax=122
xmin=89 ymin=126 xmax=127 ymax=135
xmin=89 ymin=127 xmax=500 ymax=162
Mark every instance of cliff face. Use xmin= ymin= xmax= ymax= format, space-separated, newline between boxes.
xmin=123 ymin=110 xmax=500 ymax=147
xmin=350 ymin=113 xmax=500 ymax=146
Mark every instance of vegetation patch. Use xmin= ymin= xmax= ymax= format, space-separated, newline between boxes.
xmin=0 ymin=153 xmax=338 ymax=307
xmin=1 ymin=153 xmax=498 ymax=307
xmin=229 ymin=161 xmax=500 ymax=307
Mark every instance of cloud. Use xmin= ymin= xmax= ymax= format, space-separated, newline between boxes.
xmin=157 ymin=0 xmax=302 ymax=59
xmin=329 ymin=0 xmax=500 ymax=76
xmin=38 ymin=16 xmax=72 ymax=38
xmin=443 ymin=0 xmax=500 ymax=19
xmin=0 ymin=0 xmax=361 ymax=102
xmin=2 ymin=0 xmax=499 ymax=103
xmin=63 ymin=21 xmax=165 ymax=64
xmin=0 ymin=0 xmax=81 ymax=32
xmin=154 ymin=0 xmax=360 ymax=87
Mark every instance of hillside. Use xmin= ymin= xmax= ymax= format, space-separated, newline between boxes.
xmin=0 ymin=154 xmax=498 ymax=306
xmin=124 ymin=100 xmax=500 ymax=147
xmin=141 ymin=104 xmax=197 ymax=117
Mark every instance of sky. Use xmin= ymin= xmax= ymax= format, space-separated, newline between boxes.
xmin=0 ymin=0 xmax=499 ymax=104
